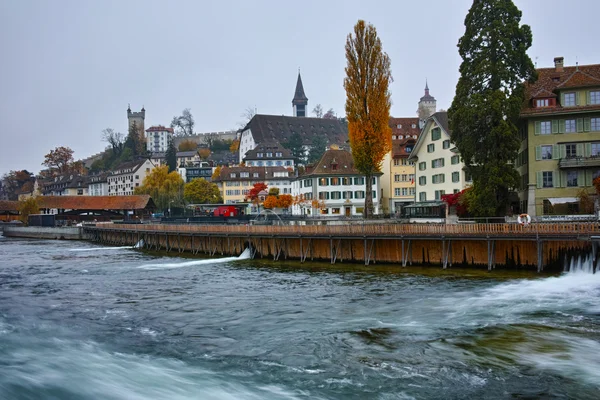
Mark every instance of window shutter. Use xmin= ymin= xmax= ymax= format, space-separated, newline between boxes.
xmin=585 ymin=143 xmax=592 ymax=157
xmin=561 ymin=93 xmax=565 ymax=106
xmin=441 ymin=158 xmax=445 ymax=167
xmin=535 ymin=121 xmax=541 ymax=135
xmin=577 ymin=119 xmax=584 ymax=132
xmin=576 ymin=143 xmax=584 ymax=157
xmin=587 ymin=91 xmax=592 ymax=105
xmin=555 ymin=171 xmax=561 ymax=188
xmin=560 ymin=144 xmax=567 ymax=159
xmin=552 ymin=120 xmax=559 ymax=133
xmin=559 ymin=120 xmax=566 ymax=133
xmin=536 ymin=171 xmax=542 ymax=188
xmin=577 ymin=92 xmax=581 ymax=106
xmin=586 ymin=170 xmax=593 ymax=186
xmin=552 ymin=145 xmax=560 ymax=160
xmin=578 ymin=171 xmax=585 ymax=187
xmin=535 ymin=146 xmax=542 ymax=160
xmin=584 ymin=118 xmax=591 ymax=132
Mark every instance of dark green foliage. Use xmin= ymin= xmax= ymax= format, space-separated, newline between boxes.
xmin=308 ymin=135 xmax=328 ymax=164
xmin=124 ymin=121 xmax=143 ymax=160
xmin=209 ymin=139 xmax=233 ymax=152
xmin=166 ymin=137 xmax=177 ymax=172
xmin=283 ymin=133 xmax=306 ymax=163
xmin=448 ymin=0 xmax=536 ymax=217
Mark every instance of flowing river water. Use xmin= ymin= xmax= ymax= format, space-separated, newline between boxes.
xmin=0 ymin=236 xmax=599 ymax=399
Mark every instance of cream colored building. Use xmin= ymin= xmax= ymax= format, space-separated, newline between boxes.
xmin=408 ymin=112 xmax=471 ymax=202
xmin=108 ymin=159 xmax=155 ymax=196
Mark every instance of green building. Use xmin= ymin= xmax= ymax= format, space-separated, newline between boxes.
xmin=518 ymin=57 xmax=600 ymax=216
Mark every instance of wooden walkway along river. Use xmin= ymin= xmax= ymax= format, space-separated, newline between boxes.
xmin=84 ymin=222 xmax=600 ymax=271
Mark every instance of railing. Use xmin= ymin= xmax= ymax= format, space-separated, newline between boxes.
xmin=558 ymin=156 xmax=600 ymax=169
xmin=87 ymin=222 xmax=600 ymax=238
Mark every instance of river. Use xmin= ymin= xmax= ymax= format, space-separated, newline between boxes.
xmin=0 ymin=236 xmax=599 ymax=399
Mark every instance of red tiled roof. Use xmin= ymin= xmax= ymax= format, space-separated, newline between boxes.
xmin=304 ymin=149 xmax=365 ymax=176
xmin=0 ymin=201 xmax=20 ymax=212
xmin=37 ymin=195 xmax=154 ymax=210
xmin=389 ymin=117 xmax=420 ymax=158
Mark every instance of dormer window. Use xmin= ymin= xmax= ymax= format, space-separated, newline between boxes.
xmin=332 ymin=164 xmax=338 ymax=171
xmin=275 ymin=152 xmax=282 ymax=157
xmin=257 ymin=153 xmax=263 ymax=158
xmin=266 ymin=152 xmax=273 ymax=158
xmin=230 ymin=173 xmax=236 ymax=178
xmin=397 ymin=124 xmax=402 ymax=128
xmin=536 ymin=98 xmax=550 ymax=107
xmin=398 ymin=135 xmax=403 ymax=140
xmin=411 ymin=124 xmax=416 ymax=128
xmin=392 ymin=135 xmax=396 ymax=140
xmin=563 ymin=92 xmax=576 ymax=107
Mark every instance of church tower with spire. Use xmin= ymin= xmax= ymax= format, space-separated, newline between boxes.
xmin=292 ymin=71 xmax=308 ymax=117
xmin=417 ymin=80 xmax=436 ymax=124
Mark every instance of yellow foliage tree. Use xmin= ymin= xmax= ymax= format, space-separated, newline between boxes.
xmin=262 ymin=195 xmax=278 ymax=209
xmin=230 ymin=138 xmax=240 ymax=154
xmin=198 ymin=148 xmax=211 ymax=160
xmin=18 ymin=197 xmax=39 ymax=225
xmin=134 ymin=165 xmax=184 ymax=211
xmin=344 ymin=20 xmax=393 ymax=218
xmin=178 ymin=139 xmax=198 ymax=152
xmin=212 ymin=165 xmax=222 ymax=180
xmin=277 ymin=194 xmax=293 ymax=209
xmin=184 ymin=178 xmax=222 ymax=204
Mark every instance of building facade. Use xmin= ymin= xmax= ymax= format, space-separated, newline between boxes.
xmin=381 ymin=117 xmax=420 ymax=214
xmin=88 ymin=174 xmax=108 ymax=196
xmin=212 ymin=166 xmax=293 ymax=205
xmin=243 ymin=142 xmax=295 ymax=168
xmin=127 ymin=105 xmax=145 ymax=134
xmin=145 ymin=125 xmax=174 ymax=153
xmin=42 ymin=174 xmax=88 ymax=196
xmin=291 ymin=148 xmax=381 ymax=216
xmin=108 ymin=159 xmax=155 ymax=196
xmin=518 ymin=57 xmax=600 ymax=216
xmin=408 ymin=112 xmax=471 ymax=203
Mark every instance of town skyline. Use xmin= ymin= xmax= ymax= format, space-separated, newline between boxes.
xmin=1 ymin=0 xmax=599 ymax=176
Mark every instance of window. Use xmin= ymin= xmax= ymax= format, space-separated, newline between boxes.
xmin=392 ymin=135 xmax=396 ymax=140
xmin=419 ymin=162 xmax=426 ymax=171
xmin=253 ymin=173 xmax=259 ymax=178
xmin=397 ymin=124 xmax=402 ymax=128
xmin=543 ymin=171 xmax=553 ymax=188
xmin=355 ymin=190 xmax=365 ymax=199
xmin=566 ymin=144 xmax=577 ymax=158
xmin=330 ymin=177 xmax=340 ymax=185
xmin=230 ymin=173 xmax=236 ymax=178
xmin=342 ymin=191 xmax=353 ymax=199
xmin=432 ymin=174 xmax=445 ymax=184
xmin=427 ymin=144 xmax=435 ymax=153
xmin=432 ymin=158 xmax=444 ymax=168
xmin=442 ymin=140 xmax=450 ymax=149
xmin=536 ymin=99 xmax=549 ymax=107
xmin=567 ymin=171 xmax=578 ymax=187
xmin=319 ymin=178 xmax=329 ymax=186
xmin=398 ymin=135 xmax=403 ymax=139
xmin=318 ymin=192 xmax=330 ymax=200
xmin=240 ymin=172 xmax=249 ymax=178
xmin=393 ymin=159 xmax=400 ymax=166
xmin=394 ymin=188 xmax=401 ymax=196
xmin=451 ymin=155 xmax=460 ymax=165
xmin=452 ymin=172 xmax=460 ymax=182
xmin=332 ymin=208 xmax=341 ymax=215
xmin=465 ymin=172 xmax=473 ymax=182
xmin=266 ymin=152 xmax=273 ymax=157
xmin=331 ymin=191 xmax=342 ymax=200
xmin=434 ymin=190 xmax=445 ymax=200
xmin=276 ymin=152 xmax=282 ymax=157
xmin=540 ymin=121 xmax=552 ymax=134
xmin=394 ymin=174 xmax=401 ymax=182
xmin=431 ymin=127 xmax=441 ymax=141
xmin=402 ymin=188 xmax=408 ymax=196
xmin=342 ymin=177 xmax=351 ymax=185
xmin=257 ymin=153 xmax=263 ymax=158
xmin=592 ymin=118 xmax=600 ymax=131
xmin=541 ymin=145 xmax=553 ymax=160
xmin=590 ymin=91 xmax=600 ymax=105
xmin=304 ymin=179 xmax=312 ymax=187
xmin=419 ymin=192 xmax=427 ymax=202
xmin=418 ymin=176 xmax=426 ymax=185
xmin=565 ymin=119 xmax=576 ymax=133
xmin=564 ymin=92 xmax=576 ymax=107
xmin=592 ymin=143 xmax=600 ymax=156
xmin=354 ymin=177 xmax=365 ymax=185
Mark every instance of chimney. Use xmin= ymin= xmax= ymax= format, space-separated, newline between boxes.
xmin=554 ymin=57 xmax=564 ymax=72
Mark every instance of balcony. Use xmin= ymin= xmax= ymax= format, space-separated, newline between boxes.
xmin=558 ymin=156 xmax=600 ymax=169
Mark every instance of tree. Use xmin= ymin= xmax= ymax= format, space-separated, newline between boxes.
xmin=178 ymin=139 xmax=198 ymax=152
xmin=277 ymin=194 xmax=293 ymax=209
xmin=246 ymin=182 xmax=268 ymax=208
xmin=124 ymin=121 xmax=144 ymax=159
xmin=238 ymin=106 xmax=256 ymax=128
xmin=212 ymin=165 xmax=222 ymax=180
xmin=135 ymin=165 xmax=184 ymax=211
xmin=344 ymin=20 xmax=393 ymax=218
xmin=184 ymin=178 xmax=222 ymax=204
xmin=577 ymin=189 xmax=594 ymax=215
xmin=102 ymin=128 xmax=124 ymax=156
xmin=165 ymin=137 xmax=177 ymax=172
xmin=42 ymin=146 xmax=75 ymax=174
xmin=229 ymin=138 xmax=240 ymax=154
xmin=323 ymin=108 xmax=336 ymax=119
xmin=18 ymin=197 xmax=39 ymax=225
xmin=283 ymin=132 xmax=305 ymax=162
xmin=171 ymin=108 xmax=195 ymax=137
xmin=1 ymin=170 xmax=34 ymax=200
xmin=198 ymin=148 xmax=211 ymax=160
xmin=268 ymin=187 xmax=280 ymax=196
xmin=263 ymin=195 xmax=278 ymax=209
xmin=308 ymin=135 xmax=328 ymax=164
xmin=312 ymin=104 xmax=324 ymax=118
xmin=448 ymin=0 xmax=536 ymax=217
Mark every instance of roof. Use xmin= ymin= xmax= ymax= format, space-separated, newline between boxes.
xmin=176 ymin=151 xmax=198 ymax=158
xmin=292 ymin=72 xmax=308 ymax=103
xmin=243 ymin=142 xmax=293 ymax=160
xmin=389 ymin=117 xmax=420 ymax=158
xmin=522 ymin=61 xmax=600 ymax=115
xmin=111 ymin=159 xmax=150 ymax=176
xmin=407 ymin=112 xmax=450 ymax=161
xmin=420 ymin=81 xmax=436 ymax=102
xmin=146 ymin=125 xmax=174 ymax=133
xmin=243 ymin=114 xmax=348 ymax=147
xmin=302 ymin=148 xmax=364 ymax=177
xmin=37 ymin=195 xmax=155 ymax=210
xmin=212 ymin=166 xmax=291 ymax=182
xmin=0 ymin=200 xmax=19 ymax=212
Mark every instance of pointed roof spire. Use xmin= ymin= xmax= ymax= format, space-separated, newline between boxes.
xmin=420 ymin=79 xmax=435 ymax=102
xmin=292 ymin=71 xmax=308 ymax=104
xmin=425 ymin=79 xmax=429 ymax=93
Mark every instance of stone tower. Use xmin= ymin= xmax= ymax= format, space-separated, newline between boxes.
xmin=417 ymin=81 xmax=436 ymax=124
xmin=127 ymin=104 xmax=146 ymax=134
xmin=292 ymin=71 xmax=308 ymax=117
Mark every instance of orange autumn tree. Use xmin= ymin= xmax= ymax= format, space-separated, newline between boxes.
xmin=344 ymin=19 xmax=392 ymax=218
xmin=263 ymin=195 xmax=278 ymax=209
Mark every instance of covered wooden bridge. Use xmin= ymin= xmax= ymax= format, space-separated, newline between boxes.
xmin=37 ymin=195 xmax=155 ymax=222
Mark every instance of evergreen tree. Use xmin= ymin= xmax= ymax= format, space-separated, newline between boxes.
xmin=283 ymin=133 xmax=306 ymax=163
xmin=448 ymin=0 xmax=536 ymax=217
xmin=308 ymin=135 xmax=328 ymax=164
xmin=124 ymin=121 xmax=143 ymax=160
xmin=165 ymin=137 xmax=177 ymax=172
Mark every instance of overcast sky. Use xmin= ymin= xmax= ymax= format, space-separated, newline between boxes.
xmin=0 ymin=0 xmax=598 ymax=176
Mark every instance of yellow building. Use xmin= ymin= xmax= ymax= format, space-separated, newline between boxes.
xmin=518 ymin=57 xmax=600 ymax=216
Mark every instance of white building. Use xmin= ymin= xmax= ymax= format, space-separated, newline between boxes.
xmin=408 ymin=112 xmax=471 ymax=203
xmin=291 ymin=148 xmax=381 ymax=216
xmin=145 ymin=125 xmax=174 ymax=153
xmin=108 ymin=159 xmax=155 ymax=196
xmin=87 ymin=174 xmax=108 ymax=196
xmin=243 ymin=142 xmax=295 ymax=168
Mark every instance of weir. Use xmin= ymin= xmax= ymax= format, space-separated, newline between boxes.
xmin=83 ymin=222 xmax=600 ymax=271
